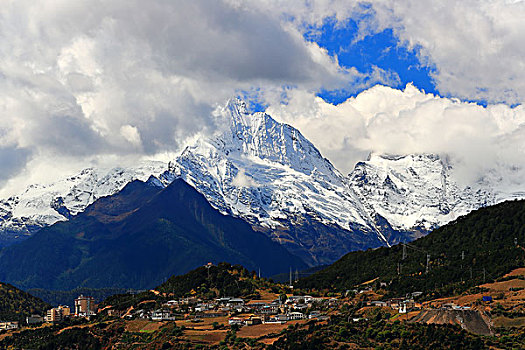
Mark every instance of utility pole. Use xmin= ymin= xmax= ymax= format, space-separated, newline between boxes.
xmin=397 ymin=262 xmax=400 ymax=275
xmin=402 ymin=244 xmax=407 ymax=260
xmin=470 ymin=266 xmax=473 ymax=280
xmin=483 ymin=268 xmax=486 ymax=283
xmin=295 ymin=269 xmax=299 ymax=282
xmin=258 ymin=268 xmax=261 ymax=279
xmin=426 ymin=254 xmax=430 ymax=274
xmin=205 ymin=262 xmax=212 ymax=282
xmin=461 ymin=250 xmax=464 ymax=270
xmin=289 ymin=267 xmax=292 ymax=287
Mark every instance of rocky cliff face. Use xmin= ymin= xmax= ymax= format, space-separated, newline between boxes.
xmin=1 ymin=99 xmax=523 ymax=265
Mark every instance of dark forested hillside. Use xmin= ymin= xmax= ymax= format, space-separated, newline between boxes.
xmin=156 ymin=262 xmax=259 ymax=298
xmin=0 ymin=282 xmax=50 ymax=322
xmin=297 ymin=199 xmax=525 ymax=297
xmin=0 ymin=179 xmax=306 ymax=291
xmin=98 ymin=262 xmax=271 ymax=312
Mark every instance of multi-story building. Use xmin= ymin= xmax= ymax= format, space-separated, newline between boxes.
xmin=45 ymin=305 xmax=70 ymax=323
xmin=74 ymin=295 xmax=96 ymax=317
xmin=26 ymin=314 xmax=44 ymax=324
xmin=0 ymin=321 xmax=18 ymax=330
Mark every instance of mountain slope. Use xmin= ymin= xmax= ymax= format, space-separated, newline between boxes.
xmin=0 ymin=179 xmax=306 ymax=290
xmin=0 ymin=162 xmax=166 ymax=247
xmin=1 ymin=99 xmax=524 ymax=267
xmin=0 ymin=282 xmax=50 ymax=322
xmin=349 ymin=153 xmax=495 ymax=233
xmin=160 ymin=99 xmax=395 ymax=265
xmin=297 ymin=199 xmax=525 ymax=297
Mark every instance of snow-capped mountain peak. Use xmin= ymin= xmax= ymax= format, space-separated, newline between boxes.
xmin=159 ymin=99 xmax=379 ymax=265
xmin=2 ymin=98 xmax=523 ymax=266
xmin=211 ymin=97 xmax=342 ymax=183
xmin=0 ymin=161 xmax=166 ymax=246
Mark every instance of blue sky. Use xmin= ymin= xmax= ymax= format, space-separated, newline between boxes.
xmin=307 ymin=17 xmax=437 ymax=105
xmin=242 ymin=18 xmax=439 ymax=112
xmin=1 ymin=0 xmax=525 ymax=190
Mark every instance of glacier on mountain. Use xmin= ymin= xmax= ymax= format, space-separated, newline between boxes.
xmin=1 ymin=98 xmax=523 ymax=265
xmin=0 ymin=162 xmax=166 ymax=246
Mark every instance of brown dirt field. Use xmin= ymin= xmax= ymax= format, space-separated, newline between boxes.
xmin=481 ymin=279 xmax=525 ymax=291
xmin=183 ymin=329 xmax=227 ymax=345
xmin=395 ymin=311 xmax=420 ymax=322
xmin=508 ymin=289 xmax=525 ymax=301
xmin=493 ymin=316 xmax=525 ymax=328
xmin=504 ymin=268 xmax=525 ymax=278
xmin=0 ymin=331 xmax=14 ymax=341
xmin=179 ymin=316 xmax=229 ymax=330
xmin=425 ymin=293 xmax=483 ymax=308
xmin=140 ymin=321 xmax=165 ymax=332
xmin=125 ymin=319 xmax=165 ymax=332
xmin=257 ymin=289 xmax=279 ymax=301
xmin=58 ymin=321 xmax=118 ymax=334
xmin=260 ymin=337 xmax=281 ymax=345
xmin=237 ymin=320 xmax=306 ymax=339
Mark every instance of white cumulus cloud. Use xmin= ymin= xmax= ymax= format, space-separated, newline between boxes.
xmin=267 ymin=84 xmax=525 ymax=185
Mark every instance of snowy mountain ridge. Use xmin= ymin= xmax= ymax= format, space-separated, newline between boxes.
xmin=0 ymin=98 xmax=523 ymax=264
xmin=0 ymin=162 xmax=166 ymax=245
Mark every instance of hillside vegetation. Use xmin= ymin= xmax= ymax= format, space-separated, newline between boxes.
xmin=298 ymin=199 xmax=525 ymax=298
xmin=0 ymin=282 xmax=50 ymax=322
xmin=0 ymin=179 xmax=306 ymax=291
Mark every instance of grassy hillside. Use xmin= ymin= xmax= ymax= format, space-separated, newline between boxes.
xmin=297 ymin=199 xmax=525 ymax=298
xmin=0 ymin=282 xmax=50 ymax=322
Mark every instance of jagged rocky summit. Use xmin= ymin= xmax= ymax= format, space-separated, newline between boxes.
xmin=1 ymin=98 xmax=523 ymax=265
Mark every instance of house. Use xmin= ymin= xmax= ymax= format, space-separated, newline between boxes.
xmin=181 ymin=297 xmax=198 ymax=305
xmin=194 ymin=303 xmax=210 ymax=312
xmin=399 ymin=300 xmax=416 ymax=313
xmin=264 ymin=315 xmax=287 ymax=324
xmin=246 ymin=301 xmax=268 ymax=312
xmin=276 ymin=314 xmax=289 ymax=322
xmin=345 ymin=289 xmax=358 ymax=297
xmin=309 ymin=311 xmax=321 ymax=319
xmin=386 ymin=298 xmax=404 ymax=309
xmin=227 ymin=298 xmax=245 ymax=312
xmin=258 ymin=304 xmax=279 ymax=315
xmin=293 ymin=304 xmax=308 ymax=311
xmin=26 ymin=314 xmax=44 ymax=325
xmin=132 ymin=309 xmax=148 ymax=319
xmin=245 ymin=316 xmax=262 ymax=326
xmin=227 ymin=298 xmax=245 ymax=306
xmin=370 ymin=301 xmax=387 ymax=307
xmin=217 ymin=297 xmax=232 ymax=305
xmin=75 ymin=295 xmax=96 ymax=317
xmin=151 ymin=309 xmax=175 ymax=321
xmin=228 ymin=317 xmax=244 ymax=326
xmin=287 ymin=312 xmax=305 ymax=320
xmin=201 ymin=311 xmax=228 ymax=318
xmin=0 ymin=322 xmax=18 ymax=330
xmin=166 ymin=300 xmax=179 ymax=307
xmin=45 ymin=305 xmax=71 ymax=323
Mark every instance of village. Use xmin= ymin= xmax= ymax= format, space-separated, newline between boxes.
xmin=2 ymin=263 xmax=522 ymax=348
xmin=0 ymin=282 xmax=494 ymax=334
xmin=0 ymin=294 xmax=97 ymax=331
